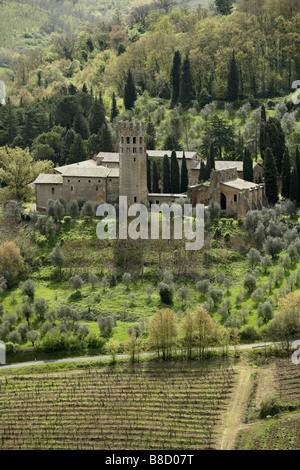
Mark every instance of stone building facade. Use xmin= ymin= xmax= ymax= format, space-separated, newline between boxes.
xmin=34 ymin=120 xmax=265 ymax=218
xmin=190 ymin=168 xmax=266 ymax=217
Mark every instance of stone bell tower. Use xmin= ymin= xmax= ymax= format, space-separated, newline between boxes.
xmin=119 ymin=120 xmax=148 ymax=205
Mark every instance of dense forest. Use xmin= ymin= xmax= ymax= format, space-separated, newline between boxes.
xmin=0 ymin=0 xmax=299 ymax=205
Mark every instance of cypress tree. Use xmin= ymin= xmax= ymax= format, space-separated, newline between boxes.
xmin=227 ymin=51 xmax=239 ymax=102
xmin=147 ymin=155 xmax=152 ymax=192
xmin=290 ymin=167 xmax=300 ymax=204
xmin=170 ymin=150 xmax=180 ymax=193
xmin=124 ymin=70 xmax=137 ymax=110
xmin=170 ymin=50 xmax=181 ymax=108
xmin=152 ymin=160 xmax=160 ymax=193
xmin=281 ymin=148 xmax=291 ymax=199
xmin=147 ymin=119 xmax=156 ymax=150
xmin=74 ymin=112 xmax=89 ymax=140
xmin=265 ymin=117 xmax=285 ymax=175
xmin=209 ymin=142 xmax=215 ymax=170
xmin=260 ymin=104 xmax=267 ymax=160
xmin=98 ymin=122 xmax=114 ymax=152
xmin=68 ymin=134 xmax=87 ymax=164
xmin=163 ymin=155 xmax=171 ymax=193
xmin=264 ymin=147 xmax=279 ymax=204
xmin=89 ymin=97 xmax=105 ymax=134
xmin=295 ymin=147 xmax=300 ymax=196
xmin=215 ymin=0 xmax=233 ymax=15
xmin=110 ymin=92 xmax=118 ymax=122
xmin=243 ymin=148 xmax=253 ymax=182
xmin=205 ymin=150 xmax=212 ymax=180
xmin=178 ymin=54 xmax=194 ymax=109
xmin=180 ymin=151 xmax=188 ymax=192
xmin=198 ymin=160 xmax=206 ymax=182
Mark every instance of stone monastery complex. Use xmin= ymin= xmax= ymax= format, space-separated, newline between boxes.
xmin=34 ymin=120 xmax=266 ymax=217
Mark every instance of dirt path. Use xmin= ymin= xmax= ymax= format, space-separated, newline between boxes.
xmin=219 ymin=365 xmax=253 ymax=450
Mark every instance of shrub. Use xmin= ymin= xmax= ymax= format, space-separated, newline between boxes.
xmin=259 ymin=396 xmax=280 ymax=418
xmin=159 ymin=282 xmax=174 ymax=305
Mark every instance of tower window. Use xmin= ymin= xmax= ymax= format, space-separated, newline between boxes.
xmin=51 ymin=187 xmax=55 ymax=195
xmin=78 ymin=180 xmax=80 ymax=183
xmin=140 ymin=137 xmax=142 ymax=144
xmin=134 ymin=197 xmax=137 ymax=203
xmin=71 ymin=186 xmax=74 ymax=192
xmin=133 ymin=137 xmax=136 ymax=144
xmin=88 ymin=180 xmax=91 ymax=183
xmin=127 ymin=137 xmax=130 ymax=144
xmin=134 ymin=158 xmax=136 ymax=162
xmin=133 ymin=147 xmax=136 ymax=153
xmin=234 ymin=194 xmax=237 ymax=202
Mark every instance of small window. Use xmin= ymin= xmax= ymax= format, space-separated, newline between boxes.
xmin=234 ymin=194 xmax=237 ymax=202
xmin=134 ymin=197 xmax=137 ymax=203
xmin=98 ymin=180 xmax=101 ymax=183
xmin=96 ymin=186 xmax=98 ymax=191
xmin=78 ymin=180 xmax=80 ymax=183
xmin=88 ymin=180 xmax=91 ymax=183
xmin=127 ymin=137 xmax=130 ymax=144
xmin=68 ymin=179 xmax=70 ymax=183
xmin=71 ymin=186 xmax=74 ymax=192
xmin=133 ymin=147 xmax=136 ymax=153
xmin=156 ymin=200 xmax=159 ymax=204
xmin=133 ymin=137 xmax=136 ymax=144
xmin=134 ymin=158 xmax=136 ymax=162
xmin=51 ymin=187 xmax=55 ymax=195
xmin=109 ymin=178 xmax=112 ymax=182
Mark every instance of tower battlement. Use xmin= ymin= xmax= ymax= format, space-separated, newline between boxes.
xmin=119 ymin=120 xmax=147 ymax=136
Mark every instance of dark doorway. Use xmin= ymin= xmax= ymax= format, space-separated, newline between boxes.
xmin=220 ymin=193 xmax=226 ymax=210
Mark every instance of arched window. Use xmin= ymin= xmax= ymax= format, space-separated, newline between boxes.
xmin=234 ymin=194 xmax=237 ymax=202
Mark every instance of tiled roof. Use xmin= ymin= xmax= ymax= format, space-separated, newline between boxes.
xmin=220 ymin=178 xmax=261 ymax=190
xmin=34 ymin=174 xmax=63 ymax=184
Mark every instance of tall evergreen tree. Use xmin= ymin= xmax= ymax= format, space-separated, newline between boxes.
xmin=259 ymin=104 xmax=267 ymax=160
xmin=74 ymin=112 xmax=89 ymax=140
xmin=209 ymin=142 xmax=215 ymax=170
xmin=178 ymin=54 xmax=194 ymax=109
xmin=124 ymin=70 xmax=137 ymax=110
xmin=180 ymin=151 xmax=188 ymax=193
xmin=98 ymin=123 xmax=114 ymax=152
xmin=264 ymin=147 xmax=279 ymax=204
xmin=265 ymin=117 xmax=285 ymax=175
xmin=147 ymin=119 xmax=156 ymax=150
xmin=170 ymin=50 xmax=181 ymax=108
xmin=147 ymin=155 xmax=152 ymax=192
xmin=243 ymin=148 xmax=253 ymax=182
xmin=295 ymin=147 xmax=300 ymax=197
xmin=198 ymin=160 xmax=206 ymax=182
xmin=170 ymin=150 xmax=180 ymax=193
xmin=163 ymin=155 xmax=171 ymax=193
xmin=89 ymin=97 xmax=105 ymax=134
xmin=110 ymin=92 xmax=118 ymax=122
xmin=68 ymin=134 xmax=87 ymax=164
xmin=215 ymin=0 xmax=233 ymax=15
xmin=281 ymin=148 xmax=291 ymax=199
xmin=152 ymin=160 xmax=160 ymax=193
xmin=290 ymin=167 xmax=300 ymax=204
xmin=227 ymin=51 xmax=239 ymax=102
